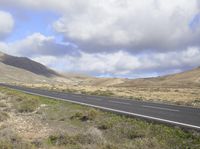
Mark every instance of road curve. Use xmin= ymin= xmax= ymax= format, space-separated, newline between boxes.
xmin=0 ymin=83 xmax=200 ymax=130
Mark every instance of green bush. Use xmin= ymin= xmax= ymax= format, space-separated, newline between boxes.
xmin=16 ymin=98 xmax=39 ymax=113
xmin=98 ymin=120 xmax=114 ymax=130
xmin=71 ymin=109 xmax=98 ymax=121
xmin=87 ymin=109 xmax=98 ymax=120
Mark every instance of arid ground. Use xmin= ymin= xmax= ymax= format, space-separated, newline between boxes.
xmin=0 ymin=86 xmax=200 ymax=149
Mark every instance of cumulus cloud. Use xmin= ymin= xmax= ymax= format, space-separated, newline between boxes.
xmin=1 ymin=33 xmax=79 ymax=57
xmin=0 ymin=11 xmax=14 ymax=39
xmin=32 ymin=47 xmax=200 ymax=78
xmin=52 ymin=0 xmax=200 ymax=53
xmin=1 ymin=0 xmax=199 ymax=52
xmin=32 ymin=51 xmax=142 ymax=77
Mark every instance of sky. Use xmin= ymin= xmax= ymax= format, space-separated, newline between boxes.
xmin=0 ymin=0 xmax=200 ymax=78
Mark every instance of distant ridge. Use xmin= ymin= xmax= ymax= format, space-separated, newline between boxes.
xmin=0 ymin=51 xmax=59 ymax=77
xmin=114 ymin=67 xmax=200 ymax=88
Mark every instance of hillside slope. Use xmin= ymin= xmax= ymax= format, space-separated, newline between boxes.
xmin=115 ymin=67 xmax=200 ymax=88
xmin=0 ymin=62 xmax=51 ymax=83
xmin=0 ymin=52 xmax=59 ymax=77
xmin=0 ymin=51 xmax=68 ymax=84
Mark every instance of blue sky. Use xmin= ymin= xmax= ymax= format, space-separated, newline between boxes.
xmin=6 ymin=10 xmax=59 ymax=42
xmin=0 ymin=0 xmax=200 ymax=78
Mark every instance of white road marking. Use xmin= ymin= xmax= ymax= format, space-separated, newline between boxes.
xmin=7 ymin=88 xmax=200 ymax=130
xmin=109 ymin=100 xmax=131 ymax=105
xmin=142 ymin=105 xmax=179 ymax=112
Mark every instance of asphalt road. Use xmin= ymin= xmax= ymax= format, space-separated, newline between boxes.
xmin=1 ymin=83 xmax=200 ymax=130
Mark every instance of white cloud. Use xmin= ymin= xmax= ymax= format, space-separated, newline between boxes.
xmin=1 ymin=0 xmax=199 ymax=52
xmin=1 ymin=33 xmax=78 ymax=57
xmin=32 ymin=47 xmax=200 ymax=78
xmin=0 ymin=11 xmax=14 ymax=39
xmin=33 ymin=51 xmax=141 ymax=76
xmin=52 ymin=0 xmax=200 ymax=52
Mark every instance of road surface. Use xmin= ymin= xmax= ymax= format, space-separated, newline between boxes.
xmin=0 ymin=83 xmax=200 ymax=130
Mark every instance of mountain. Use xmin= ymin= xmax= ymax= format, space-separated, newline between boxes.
xmin=114 ymin=67 xmax=200 ymax=88
xmin=0 ymin=51 xmax=65 ymax=84
xmin=0 ymin=51 xmax=89 ymax=85
xmin=0 ymin=51 xmax=59 ymax=77
xmin=0 ymin=61 xmax=51 ymax=83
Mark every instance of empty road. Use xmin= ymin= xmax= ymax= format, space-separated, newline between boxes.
xmin=0 ymin=83 xmax=200 ymax=130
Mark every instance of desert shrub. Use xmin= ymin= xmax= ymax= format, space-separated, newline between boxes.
xmin=0 ymin=129 xmax=35 ymax=149
xmin=101 ymin=143 xmax=119 ymax=149
xmin=31 ymin=139 xmax=43 ymax=148
xmin=98 ymin=120 xmax=114 ymax=130
xmin=70 ymin=111 xmax=84 ymax=120
xmin=48 ymin=134 xmax=76 ymax=145
xmin=193 ymin=99 xmax=200 ymax=103
xmin=0 ymin=112 xmax=9 ymax=121
xmin=74 ymin=133 xmax=95 ymax=144
xmin=15 ymin=97 xmax=23 ymax=102
xmin=48 ymin=133 xmax=95 ymax=146
xmin=16 ymin=98 xmax=39 ymax=113
xmin=0 ymin=140 xmax=13 ymax=149
xmin=71 ymin=109 xmax=98 ymax=121
xmin=0 ymin=102 xmax=7 ymax=107
xmin=90 ymin=90 xmax=114 ymax=96
xmin=113 ymin=124 xmax=145 ymax=140
xmin=87 ymin=109 xmax=98 ymax=120
xmin=125 ymin=130 xmax=145 ymax=139
xmin=62 ymin=89 xmax=77 ymax=93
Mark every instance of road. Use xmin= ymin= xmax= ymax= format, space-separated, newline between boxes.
xmin=0 ymin=83 xmax=200 ymax=130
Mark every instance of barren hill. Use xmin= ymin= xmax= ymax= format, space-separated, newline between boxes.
xmin=0 ymin=62 xmax=51 ymax=83
xmin=0 ymin=51 xmax=66 ymax=84
xmin=0 ymin=51 xmax=59 ymax=77
xmin=114 ymin=67 xmax=200 ymax=88
xmin=0 ymin=51 xmax=88 ymax=85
